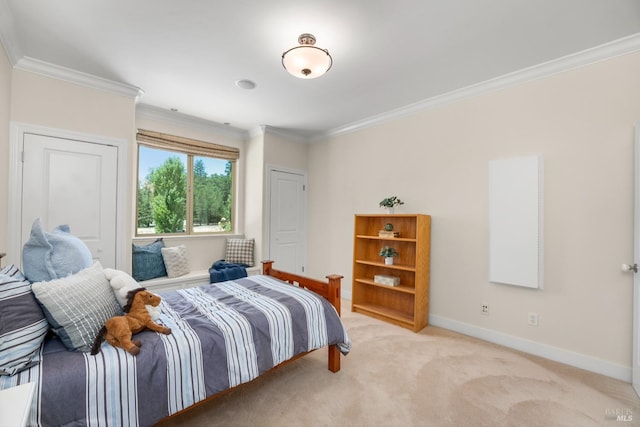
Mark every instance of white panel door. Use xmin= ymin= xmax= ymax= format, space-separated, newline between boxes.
xmin=21 ymin=133 xmax=118 ymax=268
xmin=633 ymin=123 xmax=640 ymax=396
xmin=268 ymin=169 xmax=306 ymax=274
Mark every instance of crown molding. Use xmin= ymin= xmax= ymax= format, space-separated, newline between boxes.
xmin=262 ymin=125 xmax=311 ymax=143
xmin=248 ymin=125 xmax=266 ymax=140
xmin=248 ymin=125 xmax=313 ymax=143
xmin=14 ymin=56 xmax=144 ymax=99
xmin=136 ymin=103 xmax=248 ymax=141
xmin=320 ymin=32 xmax=640 ymax=140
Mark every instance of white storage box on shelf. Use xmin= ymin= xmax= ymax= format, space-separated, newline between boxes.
xmin=373 ymin=274 xmax=401 ymax=286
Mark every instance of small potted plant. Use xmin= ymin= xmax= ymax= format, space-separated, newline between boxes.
xmin=379 ymin=245 xmax=398 ymax=265
xmin=379 ymin=196 xmax=404 ymax=214
xmin=378 ymin=222 xmax=399 ymax=238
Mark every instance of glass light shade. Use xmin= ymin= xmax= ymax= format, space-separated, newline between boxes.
xmin=282 ymin=46 xmax=333 ymax=79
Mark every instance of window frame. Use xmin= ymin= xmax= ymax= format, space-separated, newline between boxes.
xmin=135 ymin=129 xmax=239 ymax=237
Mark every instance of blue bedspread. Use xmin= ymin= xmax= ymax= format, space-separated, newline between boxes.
xmin=0 ymin=275 xmax=351 ymax=427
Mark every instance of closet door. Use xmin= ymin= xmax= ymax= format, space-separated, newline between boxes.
xmin=633 ymin=123 xmax=640 ymax=396
xmin=21 ymin=133 xmax=118 ymax=268
xmin=268 ymin=168 xmax=306 ymax=274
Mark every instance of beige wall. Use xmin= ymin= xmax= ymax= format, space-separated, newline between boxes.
xmin=11 ymin=70 xmax=134 ymax=140
xmin=308 ymin=52 xmax=640 ymax=373
xmin=263 ymin=129 xmax=309 ymax=266
xmin=244 ymin=130 xmax=265 ymax=264
xmin=0 ymin=45 xmax=12 ymax=257
xmin=263 ymin=129 xmax=308 ymax=171
xmin=244 ymin=127 xmax=309 ymax=264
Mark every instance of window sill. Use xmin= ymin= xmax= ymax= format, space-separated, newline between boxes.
xmin=131 ymin=233 xmax=245 ymax=243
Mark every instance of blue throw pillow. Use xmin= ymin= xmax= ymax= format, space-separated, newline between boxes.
xmin=132 ymin=238 xmax=167 ymax=281
xmin=22 ymin=218 xmax=93 ymax=283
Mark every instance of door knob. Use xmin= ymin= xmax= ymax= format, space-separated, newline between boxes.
xmin=622 ymin=263 xmax=638 ymax=273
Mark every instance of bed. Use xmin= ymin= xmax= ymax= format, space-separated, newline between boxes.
xmin=0 ymin=260 xmax=351 ymax=427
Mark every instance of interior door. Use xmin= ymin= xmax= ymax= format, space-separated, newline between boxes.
xmin=21 ymin=133 xmax=118 ymax=268
xmin=268 ymin=169 xmax=306 ymax=274
xmin=633 ymin=123 xmax=640 ymax=395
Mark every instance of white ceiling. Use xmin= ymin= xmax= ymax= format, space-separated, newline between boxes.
xmin=2 ymin=0 xmax=640 ymax=139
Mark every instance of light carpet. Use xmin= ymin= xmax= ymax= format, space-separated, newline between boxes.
xmin=157 ymin=305 xmax=640 ymax=427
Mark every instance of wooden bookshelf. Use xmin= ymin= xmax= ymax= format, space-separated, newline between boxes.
xmin=351 ymin=214 xmax=431 ymax=332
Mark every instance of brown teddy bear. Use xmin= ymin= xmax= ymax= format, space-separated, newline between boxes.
xmin=91 ymin=288 xmax=171 ymax=355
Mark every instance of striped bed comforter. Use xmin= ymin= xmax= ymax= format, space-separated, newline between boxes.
xmin=0 ymin=275 xmax=351 ymax=427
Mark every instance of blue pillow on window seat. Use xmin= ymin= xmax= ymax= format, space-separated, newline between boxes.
xmin=132 ymin=238 xmax=167 ymax=281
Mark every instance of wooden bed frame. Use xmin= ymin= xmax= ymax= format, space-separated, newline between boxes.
xmin=159 ymin=260 xmax=345 ymax=424
xmin=261 ymin=260 xmax=344 ymax=373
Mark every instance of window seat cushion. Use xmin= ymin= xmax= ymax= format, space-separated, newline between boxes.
xmin=140 ymin=266 xmax=260 ymax=292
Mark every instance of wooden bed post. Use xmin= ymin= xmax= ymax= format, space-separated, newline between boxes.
xmin=325 ymin=274 xmax=343 ymax=373
xmin=325 ymin=274 xmax=342 ymax=315
xmin=262 ymin=260 xmax=274 ymax=276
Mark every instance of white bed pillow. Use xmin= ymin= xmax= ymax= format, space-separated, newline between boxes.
xmin=103 ymin=268 xmax=161 ymax=320
xmin=103 ymin=268 xmax=140 ymax=307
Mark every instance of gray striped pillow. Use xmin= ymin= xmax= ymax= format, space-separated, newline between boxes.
xmin=0 ymin=265 xmax=49 ymax=375
xmin=31 ymin=262 xmax=123 ymax=352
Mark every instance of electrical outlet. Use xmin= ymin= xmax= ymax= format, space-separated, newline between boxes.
xmin=481 ymin=303 xmax=489 ymax=315
xmin=528 ymin=312 xmax=539 ymax=326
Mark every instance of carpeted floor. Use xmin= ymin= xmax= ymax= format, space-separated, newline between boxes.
xmin=157 ymin=304 xmax=640 ymax=427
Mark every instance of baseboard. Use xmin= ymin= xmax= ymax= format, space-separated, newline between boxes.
xmin=429 ymin=314 xmax=631 ymax=383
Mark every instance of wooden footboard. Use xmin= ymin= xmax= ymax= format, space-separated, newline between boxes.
xmin=261 ymin=260 xmax=342 ymax=314
xmin=261 ymin=260 xmax=344 ymax=373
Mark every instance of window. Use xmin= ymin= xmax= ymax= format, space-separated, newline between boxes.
xmin=136 ymin=130 xmax=239 ymax=236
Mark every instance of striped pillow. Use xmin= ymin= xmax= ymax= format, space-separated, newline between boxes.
xmin=0 ymin=265 xmax=49 ymax=375
xmin=31 ymin=262 xmax=123 ymax=352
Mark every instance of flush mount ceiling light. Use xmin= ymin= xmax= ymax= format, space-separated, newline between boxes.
xmin=282 ymin=33 xmax=332 ymax=79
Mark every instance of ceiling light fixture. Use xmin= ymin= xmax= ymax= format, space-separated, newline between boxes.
xmin=282 ymin=33 xmax=332 ymax=79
